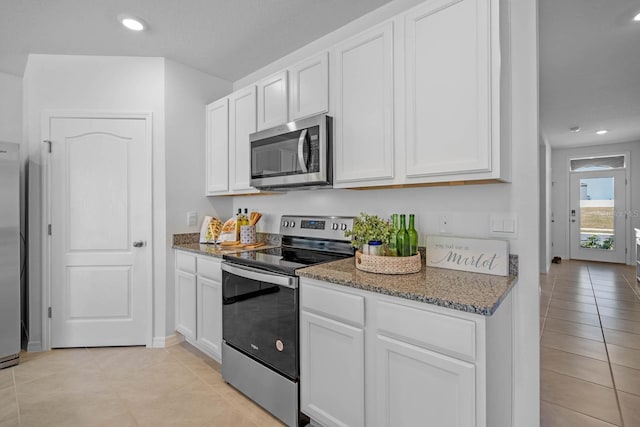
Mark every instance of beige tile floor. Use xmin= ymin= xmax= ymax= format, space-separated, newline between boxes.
xmin=0 ymin=342 xmax=285 ymax=426
xmin=541 ymin=259 xmax=640 ymax=426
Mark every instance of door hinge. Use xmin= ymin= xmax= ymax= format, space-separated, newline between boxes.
xmin=47 ymin=224 xmax=52 ymax=235
xmin=43 ymin=140 xmax=52 ymax=153
xmin=48 ymin=307 xmax=52 ymax=318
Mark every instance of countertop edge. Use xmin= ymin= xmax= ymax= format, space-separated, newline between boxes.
xmin=296 ymin=259 xmax=517 ymax=316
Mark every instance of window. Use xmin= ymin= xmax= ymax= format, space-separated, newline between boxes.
xmin=570 ymin=155 xmax=625 ymax=172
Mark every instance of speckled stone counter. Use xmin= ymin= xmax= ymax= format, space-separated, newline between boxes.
xmin=172 ymin=232 xmax=279 ymax=258
xmin=296 ymin=257 xmax=517 ymax=316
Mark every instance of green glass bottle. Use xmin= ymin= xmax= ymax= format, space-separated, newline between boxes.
xmin=397 ymin=214 xmax=410 ymax=257
xmin=408 ymin=214 xmax=418 ymax=256
xmin=388 ymin=214 xmax=399 ymax=256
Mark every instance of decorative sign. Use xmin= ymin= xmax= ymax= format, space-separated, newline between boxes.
xmin=426 ymin=235 xmax=509 ymax=276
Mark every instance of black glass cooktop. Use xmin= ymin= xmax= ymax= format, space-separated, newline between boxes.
xmin=223 ymin=246 xmax=352 ymax=276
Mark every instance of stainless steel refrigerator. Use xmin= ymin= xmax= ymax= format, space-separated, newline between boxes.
xmin=0 ymin=142 xmax=20 ymax=369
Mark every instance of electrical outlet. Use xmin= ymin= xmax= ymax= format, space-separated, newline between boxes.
xmin=438 ymin=214 xmax=452 ymax=234
xmin=187 ymin=211 xmax=197 ymax=226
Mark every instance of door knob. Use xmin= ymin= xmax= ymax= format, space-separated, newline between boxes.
xmin=133 ymin=241 xmax=145 ymax=248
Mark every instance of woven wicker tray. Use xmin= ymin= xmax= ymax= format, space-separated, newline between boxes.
xmin=355 ymin=251 xmax=422 ymax=275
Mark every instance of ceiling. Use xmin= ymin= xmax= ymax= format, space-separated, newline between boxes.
xmin=2 ymin=0 xmax=639 ymax=150
xmin=540 ymin=0 xmax=640 ymax=148
xmin=0 ymin=0 xmax=390 ymax=81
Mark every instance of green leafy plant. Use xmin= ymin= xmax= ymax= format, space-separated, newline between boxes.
xmin=344 ymin=212 xmax=393 ymax=249
xmin=580 ymin=234 xmax=614 ymax=250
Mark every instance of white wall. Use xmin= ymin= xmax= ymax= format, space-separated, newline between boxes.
xmin=228 ymin=0 xmax=540 ymax=424
xmin=539 ymin=137 xmax=552 ymax=273
xmin=551 ymin=140 xmax=640 ymax=264
xmin=234 ymin=186 xmax=513 ymax=242
xmin=164 ymin=59 xmax=232 ymax=336
xmin=23 ymin=54 xmax=166 ymax=350
xmin=0 ymin=71 xmax=25 ymax=344
xmin=0 ymin=72 xmax=22 ymax=143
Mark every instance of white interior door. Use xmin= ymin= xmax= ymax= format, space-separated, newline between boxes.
xmin=48 ymin=116 xmax=151 ymax=347
xmin=570 ymin=169 xmax=626 ymax=263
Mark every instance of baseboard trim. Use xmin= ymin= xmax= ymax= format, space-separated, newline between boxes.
xmin=27 ymin=340 xmax=42 ymax=352
xmin=165 ymin=333 xmax=184 ymax=347
xmin=152 ymin=333 xmax=184 ymax=348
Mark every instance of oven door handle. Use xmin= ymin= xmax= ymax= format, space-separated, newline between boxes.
xmin=297 ymin=129 xmax=309 ymax=173
xmin=222 ymin=263 xmax=298 ymax=289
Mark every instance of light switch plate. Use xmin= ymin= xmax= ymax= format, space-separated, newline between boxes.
xmin=489 ymin=214 xmax=518 ymax=237
xmin=187 ymin=211 xmax=198 ymax=226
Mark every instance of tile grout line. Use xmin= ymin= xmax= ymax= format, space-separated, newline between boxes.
xmin=540 ymin=269 xmax=558 ymax=340
xmin=588 ymin=265 xmax=626 ymax=427
xmin=12 ymin=367 xmax=21 ymax=427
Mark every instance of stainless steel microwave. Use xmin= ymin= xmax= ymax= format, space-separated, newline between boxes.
xmin=249 ymin=114 xmax=332 ymax=190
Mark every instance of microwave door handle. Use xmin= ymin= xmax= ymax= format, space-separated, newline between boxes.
xmin=297 ymin=129 xmax=309 ymax=173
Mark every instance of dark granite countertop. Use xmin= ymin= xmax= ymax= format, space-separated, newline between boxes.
xmin=172 ymin=242 xmax=265 ymax=258
xmin=172 ymin=232 xmax=280 ymax=258
xmin=296 ymin=257 xmax=517 ymax=316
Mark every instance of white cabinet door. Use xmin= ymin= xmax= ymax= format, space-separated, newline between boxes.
xmin=375 ymin=334 xmax=476 ymax=427
xmin=257 ymin=71 xmax=289 ymax=131
xmin=332 ymin=22 xmax=395 ymax=185
xmin=229 ymin=85 xmax=258 ymax=193
xmin=175 ymin=270 xmax=197 ymax=340
xmin=405 ymin=0 xmax=493 ymax=178
xmin=290 ymin=52 xmax=329 ymax=121
xmin=300 ymin=310 xmax=365 ymax=427
xmin=196 ymin=275 xmax=222 ymax=361
xmin=205 ymin=98 xmax=229 ymax=195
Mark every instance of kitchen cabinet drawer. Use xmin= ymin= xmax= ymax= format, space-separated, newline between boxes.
xmin=197 ymin=256 xmax=222 ymax=282
xmin=176 ymin=251 xmax=196 ymax=274
xmin=301 ymin=281 xmax=365 ymax=328
xmin=377 ymin=300 xmax=476 ymax=361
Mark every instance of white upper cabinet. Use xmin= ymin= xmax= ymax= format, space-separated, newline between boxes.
xmin=257 ymin=71 xmax=289 ymax=131
xmin=404 ymin=0 xmax=502 ymax=180
xmin=205 ymin=0 xmax=508 ymax=194
xmin=332 ymin=22 xmax=395 ymax=186
xmin=229 ymin=85 xmax=259 ymax=193
xmin=289 ymin=52 xmax=329 ymax=121
xmin=205 ymin=98 xmax=229 ymax=195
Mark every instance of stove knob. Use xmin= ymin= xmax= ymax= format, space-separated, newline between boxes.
xmin=290 ymin=221 xmax=296 ymax=228
xmin=332 ymin=223 xmax=339 ymax=230
xmin=282 ymin=221 xmax=289 ymax=228
xmin=340 ymin=223 xmax=348 ymax=231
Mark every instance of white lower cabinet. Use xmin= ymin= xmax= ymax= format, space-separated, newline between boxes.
xmin=174 ymin=251 xmax=223 ymax=361
xmin=196 ymin=276 xmax=222 ymax=360
xmin=375 ymin=334 xmax=475 ymax=427
xmin=175 ymin=270 xmax=197 ymax=340
xmin=300 ymin=277 xmax=513 ymax=427
xmin=300 ymin=311 xmax=365 ymax=427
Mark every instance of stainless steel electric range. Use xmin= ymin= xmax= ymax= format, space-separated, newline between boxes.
xmin=221 ymin=215 xmax=354 ymax=427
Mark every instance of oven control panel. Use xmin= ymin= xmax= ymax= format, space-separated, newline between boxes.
xmin=280 ymin=215 xmax=354 ymax=241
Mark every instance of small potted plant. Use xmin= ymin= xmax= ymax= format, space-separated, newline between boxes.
xmin=345 ymin=212 xmax=393 ymax=255
xmin=346 ymin=212 xmax=422 ymax=275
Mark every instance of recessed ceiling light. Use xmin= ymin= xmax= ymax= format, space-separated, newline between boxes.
xmin=596 ymin=129 xmax=608 ymax=135
xmin=569 ymin=126 xmax=581 ymax=132
xmin=118 ymin=14 xmax=146 ymax=32
xmin=634 ymin=11 xmax=640 ymax=21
